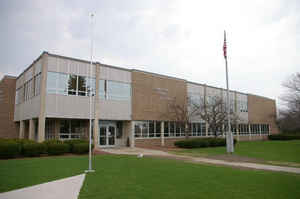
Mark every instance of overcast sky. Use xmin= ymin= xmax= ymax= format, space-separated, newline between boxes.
xmin=0 ymin=0 xmax=299 ymax=107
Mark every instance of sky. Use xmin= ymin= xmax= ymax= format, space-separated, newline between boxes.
xmin=0 ymin=0 xmax=299 ymax=108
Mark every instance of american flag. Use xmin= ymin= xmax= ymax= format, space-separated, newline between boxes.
xmin=223 ymin=31 xmax=227 ymax=59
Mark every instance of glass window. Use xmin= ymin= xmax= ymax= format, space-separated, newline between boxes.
xmin=57 ymin=73 xmax=68 ymax=95
xmin=164 ymin=121 xmax=169 ymax=137
xmin=86 ymin=77 xmax=96 ymax=96
xmin=34 ymin=73 xmax=41 ymax=96
xmin=155 ymin=121 xmax=161 ymax=137
xmin=170 ymin=122 xmax=175 ymax=137
xmin=99 ymin=80 xmax=106 ymax=99
xmin=149 ymin=121 xmax=155 ymax=137
xmin=47 ymin=72 xmax=58 ymax=94
xmin=175 ymin=122 xmax=181 ymax=137
xmin=116 ymin=122 xmax=123 ymax=139
xmin=134 ymin=123 xmax=141 ymax=137
xmin=107 ymin=81 xmax=131 ymax=100
xmin=77 ymin=76 xmax=87 ymax=96
xmin=68 ymin=75 xmax=77 ymax=95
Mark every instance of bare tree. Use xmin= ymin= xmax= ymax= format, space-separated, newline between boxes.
xmin=192 ymin=95 xmax=240 ymax=137
xmin=164 ymin=97 xmax=199 ymax=138
xmin=279 ymin=72 xmax=300 ymax=133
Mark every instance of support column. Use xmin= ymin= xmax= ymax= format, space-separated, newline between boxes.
xmin=236 ymin=123 xmax=239 ymax=141
xmin=93 ymin=120 xmax=99 ymax=146
xmin=19 ymin=120 xmax=25 ymax=139
xmin=38 ymin=117 xmax=45 ymax=142
xmin=29 ymin=119 xmax=35 ymax=140
xmin=161 ymin=122 xmax=165 ymax=147
xmin=130 ymin=121 xmax=135 ymax=148
xmin=38 ymin=52 xmax=48 ymax=142
xmin=259 ymin=124 xmax=262 ymax=137
xmin=206 ymin=122 xmax=208 ymax=136
xmin=248 ymin=124 xmax=252 ymax=140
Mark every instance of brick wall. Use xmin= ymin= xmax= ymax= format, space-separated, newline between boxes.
xmin=0 ymin=76 xmax=18 ymax=138
xmin=248 ymin=94 xmax=279 ymax=134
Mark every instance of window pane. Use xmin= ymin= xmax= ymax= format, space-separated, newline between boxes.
xmin=164 ymin=122 xmax=169 ymax=137
xmin=86 ymin=77 xmax=96 ymax=96
xmin=99 ymin=80 xmax=106 ymax=99
xmin=149 ymin=121 xmax=154 ymax=137
xmin=68 ymin=75 xmax=77 ymax=95
xmin=107 ymin=81 xmax=131 ymax=100
xmin=155 ymin=121 xmax=161 ymax=137
xmin=78 ymin=76 xmax=86 ymax=96
xmin=58 ymin=73 xmax=68 ymax=95
xmin=47 ymin=72 xmax=58 ymax=93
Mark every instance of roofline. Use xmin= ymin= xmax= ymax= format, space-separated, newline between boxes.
xmin=132 ymin=69 xmax=186 ymax=81
xmin=15 ymin=51 xmax=275 ymax=101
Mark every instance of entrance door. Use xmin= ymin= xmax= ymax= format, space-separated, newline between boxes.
xmin=99 ymin=123 xmax=116 ymax=147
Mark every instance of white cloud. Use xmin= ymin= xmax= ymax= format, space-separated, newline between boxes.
xmin=0 ymin=0 xmax=299 ymax=109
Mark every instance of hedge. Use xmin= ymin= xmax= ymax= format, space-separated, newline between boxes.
xmin=268 ymin=134 xmax=300 ymax=141
xmin=47 ymin=143 xmax=69 ymax=155
xmin=22 ymin=143 xmax=47 ymax=157
xmin=174 ymin=138 xmax=237 ymax=149
xmin=0 ymin=140 xmax=20 ymax=159
xmin=73 ymin=143 xmax=90 ymax=154
xmin=64 ymin=139 xmax=88 ymax=153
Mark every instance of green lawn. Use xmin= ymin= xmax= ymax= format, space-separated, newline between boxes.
xmin=173 ymin=140 xmax=300 ymax=166
xmin=1 ymin=155 xmax=300 ymax=198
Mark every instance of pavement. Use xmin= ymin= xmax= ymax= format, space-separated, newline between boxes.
xmin=0 ymin=174 xmax=85 ymax=199
xmin=102 ymin=147 xmax=300 ymax=174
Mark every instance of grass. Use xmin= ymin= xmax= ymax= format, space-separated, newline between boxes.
xmin=1 ymin=155 xmax=300 ymax=198
xmin=0 ymin=156 xmax=87 ymax=192
xmin=172 ymin=140 xmax=300 ymax=166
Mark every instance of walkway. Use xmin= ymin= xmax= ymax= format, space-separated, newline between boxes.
xmin=102 ymin=147 xmax=300 ymax=174
xmin=0 ymin=174 xmax=85 ymax=199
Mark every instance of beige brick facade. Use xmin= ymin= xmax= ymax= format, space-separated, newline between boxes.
xmin=132 ymin=70 xmax=187 ymax=121
xmin=248 ymin=94 xmax=279 ymax=134
xmin=0 ymin=76 xmax=18 ymax=138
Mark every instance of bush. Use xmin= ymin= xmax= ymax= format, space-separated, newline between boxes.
xmin=0 ymin=140 xmax=20 ymax=159
xmin=268 ymin=134 xmax=300 ymax=141
xmin=12 ymin=139 xmax=36 ymax=155
xmin=64 ymin=139 xmax=88 ymax=153
xmin=174 ymin=137 xmax=237 ymax=149
xmin=47 ymin=143 xmax=69 ymax=156
xmin=73 ymin=143 xmax=89 ymax=154
xmin=22 ymin=142 xmax=46 ymax=157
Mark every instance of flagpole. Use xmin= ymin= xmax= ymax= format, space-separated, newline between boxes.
xmin=224 ymin=30 xmax=234 ymax=153
xmin=86 ymin=13 xmax=95 ymax=173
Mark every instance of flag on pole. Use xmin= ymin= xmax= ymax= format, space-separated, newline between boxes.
xmin=223 ymin=30 xmax=227 ymax=59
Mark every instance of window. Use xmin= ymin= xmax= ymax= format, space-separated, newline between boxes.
xmin=34 ymin=73 xmax=41 ymax=96
xmin=99 ymin=79 xmax=131 ymax=100
xmin=99 ymin=80 xmax=106 ymax=99
xmin=47 ymin=72 xmax=95 ymax=96
xmin=164 ymin=121 xmax=169 ymax=137
xmin=116 ymin=122 xmax=123 ymax=139
xmin=68 ymin=75 xmax=77 ymax=95
xmin=59 ymin=119 xmax=85 ymax=140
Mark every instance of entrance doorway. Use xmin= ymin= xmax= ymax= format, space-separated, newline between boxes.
xmin=99 ymin=122 xmax=116 ymax=147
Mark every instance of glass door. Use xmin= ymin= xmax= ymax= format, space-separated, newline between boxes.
xmin=99 ymin=123 xmax=116 ymax=147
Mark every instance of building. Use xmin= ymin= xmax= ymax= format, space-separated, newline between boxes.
xmin=7 ymin=52 xmax=279 ymax=148
xmin=0 ymin=75 xmax=18 ymax=139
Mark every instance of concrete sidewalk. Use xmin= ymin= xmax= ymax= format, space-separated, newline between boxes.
xmin=0 ymin=174 xmax=85 ymax=199
xmin=102 ymin=147 xmax=300 ymax=174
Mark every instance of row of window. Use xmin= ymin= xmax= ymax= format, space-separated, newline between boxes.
xmin=15 ymin=73 xmax=41 ymax=104
xmin=134 ymin=121 xmax=270 ymax=138
xmin=188 ymin=93 xmax=248 ymax=113
xmin=46 ymin=72 xmax=131 ymax=101
xmin=99 ymin=79 xmax=131 ymax=101
xmin=47 ymin=72 xmax=96 ymax=96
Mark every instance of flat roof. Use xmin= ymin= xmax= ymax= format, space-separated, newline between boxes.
xmin=15 ymin=51 xmax=275 ymax=101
